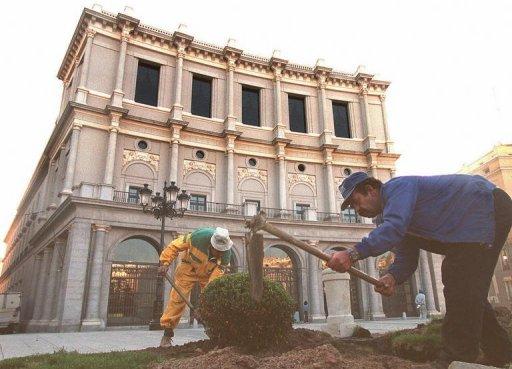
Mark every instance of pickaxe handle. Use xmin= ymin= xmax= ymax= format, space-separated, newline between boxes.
xmin=248 ymin=214 xmax=383 ymax=288
xmin=163 ymin=273 xmax=197 ymax=312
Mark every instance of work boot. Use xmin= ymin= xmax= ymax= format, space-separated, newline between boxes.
xmin=159 ymin=328 xmax=174 ymax=348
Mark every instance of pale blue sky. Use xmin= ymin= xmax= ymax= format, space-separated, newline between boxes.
xmin=1 ymin=0 xmax=511 ymax=255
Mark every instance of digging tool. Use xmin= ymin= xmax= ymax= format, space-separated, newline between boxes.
xmin=163 ymin=272 xmax=197 ymax=314
xmin=245 ymin=211 xmax=383 ymax=288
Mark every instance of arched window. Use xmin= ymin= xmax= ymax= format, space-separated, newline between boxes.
xmin=111 ymin=238 xmax=159 ymax=264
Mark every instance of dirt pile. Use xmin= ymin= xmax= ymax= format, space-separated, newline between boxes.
xmin=150 ymin=329 xmax=415 ymax=369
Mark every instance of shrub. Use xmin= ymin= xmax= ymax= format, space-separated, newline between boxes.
xmin=391 ymin=332 xmax=442 ymax=362
xmin=198 ymin=273 xmax=295 ymax=351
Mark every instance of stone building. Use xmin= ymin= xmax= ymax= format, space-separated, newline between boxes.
xmin=1 ymin=5 xmax=444 ymax=332
xmin=460 ymin=144 xmax=512 ymax=308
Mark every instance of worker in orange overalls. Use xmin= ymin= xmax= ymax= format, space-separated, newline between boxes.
xmin=158 ymin=227 xmax=232 ymax=347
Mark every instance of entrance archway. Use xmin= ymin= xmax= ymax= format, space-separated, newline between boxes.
xmin=376 ymin=251 xmax=417 ymax=317
xmin=107 ymin=237 xmax=159 ymax=326
xmin=263 ymin=246 xmax=301 ymax=317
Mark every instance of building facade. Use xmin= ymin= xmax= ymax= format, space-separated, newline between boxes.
xmin=1 ymin=6 xmax=444 ymax=332
xmin=460 ymin=144 xmax=512 ymax=308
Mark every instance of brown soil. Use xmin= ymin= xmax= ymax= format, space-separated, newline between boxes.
xmin=148 ymin=329 xmax=415 ymax=369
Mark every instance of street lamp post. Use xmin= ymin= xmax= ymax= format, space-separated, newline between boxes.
xmin=139 ymin=181 xmax=190 ymax=330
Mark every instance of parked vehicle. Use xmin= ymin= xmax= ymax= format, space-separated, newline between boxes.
xmin=0 ymin=292 xmax=21 ymax=333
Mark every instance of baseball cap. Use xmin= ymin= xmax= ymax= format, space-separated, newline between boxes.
xmin=339 ymin=172 xmax=369 ymax=210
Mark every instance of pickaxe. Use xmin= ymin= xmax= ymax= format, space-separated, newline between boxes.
xmin=245 ymin=211 xmax=383 ymax=291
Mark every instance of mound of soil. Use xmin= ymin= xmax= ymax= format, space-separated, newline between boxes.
xmin=149 ymin=329 xmax=415 ymax=369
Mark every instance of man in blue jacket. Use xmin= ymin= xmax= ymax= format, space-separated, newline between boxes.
xmin=327 ymin=172 xmax=512 ymax=368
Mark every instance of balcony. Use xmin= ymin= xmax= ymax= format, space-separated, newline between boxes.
xmin=112 ymin=190 xmax=363 ymax=224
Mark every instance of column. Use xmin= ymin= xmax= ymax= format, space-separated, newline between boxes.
xmin=224 ymin=58 xmax=236 ymax=131
xmin=40 ymin=244 xmax=60 ymax=324
xmin=30 ymin=248 xmax=52 ymax=326
xmin=379 ymin=95 xmax=394 ymax=153
xmin=314 ymin=62 xmax=333 ymax=145
xmin=270 ymin=51 xmax=287 ymax=139
xmin=75 ymin=29 xmax=96 ymax=104
xmin=48 ymin=238 xmax=66 ymax=330
xmin=29 ymin=254 xmax=43 ymax=319
xmin=168 ymin=124 xmax=185 ymax=183
xmin=276 ymin=144 xmax=287 ymax=212
xmin=36 ymin=169 xmax=49 ymax=223
xmin=225 ymin=135 xmax=236 ymax=206
xmin=366 ymin=256 xmax=385 ymax=319
xmin=322 ymin=268 xmax=355 ymax=337
xmin=82 ymin=225 xmax=110 ymax=330
xmin=100 ymin=114 xmax=120 ymax=200
xmin=54 ymin=222 xmax=92 ymax=332
xmin=46 ymin=159 xmax=58 ymax=211
xmin=356 ymin=69 xmax=376 ymax=150
xmin=323 ymin=149 xmax=337 ymax=215
xmin=419 ymin=250 xmax=439 ymax=316
xmin=307 ymin=248 xmax=323 ymax=321
xmin=60 ymin=122 xmax=82 ymax=202
xmin=111 ymin=30 xmax=129 ymax=107
xmin=170 ymin=45 xmax=186 ymax=121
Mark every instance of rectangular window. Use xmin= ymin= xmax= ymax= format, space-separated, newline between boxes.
xmin=242 ymin=86 xmax=260 ymax=126
xmin=245 ymin=200 xmax=261 ymax=216
xmin=295 ymin=203 xmax=310 ymax=220
xmin=191 ymin=75 xmax=212 ymax=117
xmin=128 ymin=186 xmax=142 ymax=204
xmin=135 ymin=60 xmax=160 ymax=106
xmin=332 ymin=101 xmax=351 ymax=138
xmin=341 ymin=208 xmax=359 ymax=223
xmin=189 ymin=194 xmax=207 ymax=211
xmin=288 ymin=95 xmax=307 ymax=133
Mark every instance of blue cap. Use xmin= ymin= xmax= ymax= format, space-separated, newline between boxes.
xmin=339 ymin=172 xmax=369 ymax=210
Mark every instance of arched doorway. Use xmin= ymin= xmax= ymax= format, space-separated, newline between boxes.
xmin=376 ymin=251 xmax=417 ymax=317
xmin=107 ymin=237 xmax=159 ymax=326
xmin=263 ymin=246 xmax=301 ymax=317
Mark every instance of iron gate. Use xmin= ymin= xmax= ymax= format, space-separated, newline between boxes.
xmin=263 ymin=267 xmax=299 ymax=307
xmin=107 ymin=263 xmax=159 ymax=326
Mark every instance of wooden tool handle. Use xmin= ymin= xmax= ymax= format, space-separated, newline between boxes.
xmin=260 ymin=221 xmax=383 ymax=288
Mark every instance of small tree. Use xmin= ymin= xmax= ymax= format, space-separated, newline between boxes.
xmin=198 ymin=273 xmax=295 ymax=351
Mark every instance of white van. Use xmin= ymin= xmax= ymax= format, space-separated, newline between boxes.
xmin=0 ymin=292 xmax=21 ymax=333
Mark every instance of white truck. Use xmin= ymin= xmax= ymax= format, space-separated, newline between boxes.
xmin=0 ymin=292 xmax=21 ymax=333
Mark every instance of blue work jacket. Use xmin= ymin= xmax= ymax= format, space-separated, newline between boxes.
xmin=354 ymin=175 xmax=496 ymax=283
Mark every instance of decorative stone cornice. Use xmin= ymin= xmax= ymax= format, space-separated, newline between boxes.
xmin=172 ymin=24 xmax=194 ymax=48
xmin=223 ymin=38 xmax=243 ymax=62
xmin=270 ymin=49 xmax=288 ymax=70
xmin=92 ymin=224 xmax=111 ymax=232
xmin=314 ymin=58 xmax=332 ymax=80
xmin=105 ymin=105 xmax=128 ymax=117
xmin=123 ymin=149 xmax=160 ymax=172
xmin=116 ymin=11 xmax=140 ymax=32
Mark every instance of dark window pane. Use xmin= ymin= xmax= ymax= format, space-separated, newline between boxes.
xmin=288 ymin=95 xmax=307 ymax=133
xmin=341 ymin=208 xmax=360 ymax=223
xmin=295 ymin=203 xmax=310 ymax=220
xmin=189 ymin=194 xmax=207 ymax=211
xmin=128 ymin=186 xmax=141 ymax=204
xmin=332 ymin=101 xmax=351 ymax=138
xmin=191 ymin=75 xmax=212 ymax=117
xmin=135 ymin=61 xmax=160 ymax=106
xmin=242 ymin=86 xmax=260 ymax=126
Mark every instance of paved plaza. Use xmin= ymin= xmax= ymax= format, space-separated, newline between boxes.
xmin=0 ymin=318 xmax=427 ymax=360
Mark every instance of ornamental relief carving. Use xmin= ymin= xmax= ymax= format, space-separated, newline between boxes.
xmin=237 ymin=168 xmax=268 ymax=185
xmin=183 ymin=159 xmax=216 ymax=178
xmin=288 ymin=173 xmax=316 ymax=192
xmin=123 ymin=149 xmax=160 ymax=172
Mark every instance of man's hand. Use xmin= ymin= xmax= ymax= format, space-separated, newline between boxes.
xmin=374 ymin=273 xmax=396 ymax=297
xmin=158 ymin=264 xmax=169 ymax=276
xmin=326 ymin=251 xmax=352 ymax=273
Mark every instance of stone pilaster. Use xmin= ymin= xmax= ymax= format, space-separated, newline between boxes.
xmin=366 ymin=256 xmax=385 ymax=319
xmin=225 ymin=135 xmax=236 ymax=205
xmin=223 ymin=40 xmax=241 ymax=131
xmin=111 ymin=31 xmax=130 ymax=106
xmin=273 ymin=140 xmax=290 ymax=214
xmin=322 ymin=147 xmax=338 ymax=216
xmin=307 ymin=244 xmax=323 ymax=321
xmin=379 ymin=95 xmax=394 ymax=153
xmin=100 ymin=108 xmax=126 ymax=200
xmin=29 ymin=254 xmax=43 ymax=319
xmin=270 ymin=51 xmax=288 ymax=140
xmin=170 ymin=28 xmax=193 ymax=121
xmin=75 ymin=29 xmax=96 ymax=104
xmin=29 ymin=248 xmax=52 ymax=329
xmin=419 ymin=250 xmax=439 ymax=316
xmin=82 ymin=224 xmax=110 ymax=331
xmin=40 ymin=244 xmax=61 ymax=324
xmin=356 ymin=66 xmax=376 ymax=150
xmin=167 ymin=121 xmax=187 ymax=183
xmin=46 ymin=159 xmax=58 ymax=211
xmin=60 ymin=122 xmax=82 ymax=202
xmin=314 ymin=59 xmax=333 ymax=145
xmin=54 ymin=222 xmax=92 ymax=332
xmin=48 ymin=238 xmax=67 ymax=331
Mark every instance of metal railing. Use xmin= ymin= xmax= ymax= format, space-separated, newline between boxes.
xmin=112 ymin=191 xmax=363 ymax=224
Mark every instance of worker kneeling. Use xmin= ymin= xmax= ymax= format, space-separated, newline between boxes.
xmin=158 ymin=227 xmax=232 ymax=348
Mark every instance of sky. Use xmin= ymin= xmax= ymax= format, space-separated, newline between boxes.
xmin=1 ymin=0 xmax=511 ymax=258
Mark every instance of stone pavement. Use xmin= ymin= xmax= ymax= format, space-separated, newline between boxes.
xmin=0 ymin=318 xmax=428 ymax=360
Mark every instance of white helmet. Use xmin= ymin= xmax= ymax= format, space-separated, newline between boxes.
xmin=210 ymin=227 xmax=233 ymax=252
